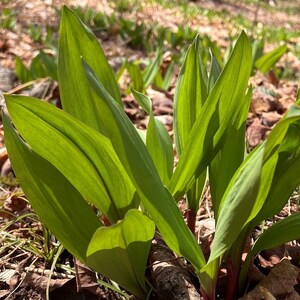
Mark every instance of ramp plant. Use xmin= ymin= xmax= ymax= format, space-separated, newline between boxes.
xmin=3 ymin=6 xmax=300 ymax=299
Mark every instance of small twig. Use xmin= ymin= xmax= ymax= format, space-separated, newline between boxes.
xmin=0 ymin=262 xmax=74 ymax=279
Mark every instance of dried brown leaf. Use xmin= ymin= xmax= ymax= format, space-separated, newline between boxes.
xmin=244 ymin=259 xmax=300 ymax=299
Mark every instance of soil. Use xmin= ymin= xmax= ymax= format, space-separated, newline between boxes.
xmin=1 ymin=0 xmax=300 ymax=299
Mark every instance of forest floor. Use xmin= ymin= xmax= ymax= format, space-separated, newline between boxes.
xmin=0 ymin=0 xmax=300 ymax=299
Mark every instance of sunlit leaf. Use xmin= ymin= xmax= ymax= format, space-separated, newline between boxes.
xmin=5 ymin=94 xmax=136 ymax=223
xmin=83 ymin=61 xmax=206 ymax=271
xmin=255 ymin=44 xmax=287 ymax=73
xmin=126 ymin=62 xmax=145 ymax=92
xmin=3 ymin=113 xmax=101 ymax=262
xmin=209 ymin=88 xmax=251 ymax=219
xmin=132 ymin=89 xmax=173 ymax=184
xmin=87 ymin=209 xmax=155 ymax=298
xmin=143 ymin=49 xmax=162 ymax=88
xmin=58 ymin=6 xmax=121 ymax=132
xmin=169 ymin=31 xmax=252 ymax=200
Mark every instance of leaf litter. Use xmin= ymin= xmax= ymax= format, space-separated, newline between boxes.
xmin=0 ymin=0 xmax=300 ymax=299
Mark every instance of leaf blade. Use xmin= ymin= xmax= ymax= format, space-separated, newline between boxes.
xmin=83 ymin=61 xmax=206 ymax=270
xmin=58 ymin=6 xmax=121 ymax=131
xmin=3 ymin=112 xmax=101 ymax=262
xmin=5 ymin=94 xmax=136 ymax=223
xmin=87 ymin=209 xmax=155 ymax=298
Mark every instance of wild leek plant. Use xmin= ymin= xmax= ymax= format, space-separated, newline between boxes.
xmin=3 ymin=6 xmax=300 ymax=300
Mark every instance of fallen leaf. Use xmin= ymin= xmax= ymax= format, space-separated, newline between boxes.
xmin=246 ymin=118 xmax=270 ymax=148
xmin=244 ymin=259 xmax=300 ymax=299
xmin=23 ymin=272 xmax=70 ymax=293
xmin=261 ymin=111 xmax=282 ymax=127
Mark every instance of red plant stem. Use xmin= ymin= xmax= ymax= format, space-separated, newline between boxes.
xmin=200 ymin=286 xmax=213 ymax=300
xmin=186 ymin=208 xmax=196 ymax=235
xmin=225 ymin=257 xmax=241 ymax=300
xmin=100 ymin=215 xmax=111 ymax=226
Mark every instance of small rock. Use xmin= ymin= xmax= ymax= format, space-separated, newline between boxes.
xmin=0 ymin=65 xmax=17 ymax=92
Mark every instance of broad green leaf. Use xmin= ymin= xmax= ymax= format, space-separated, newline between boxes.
xmin=83 ymin=61 xmax=206 ymax=271
xmin=169 ymin=31 xmax=252 ymax=200
xmin=132 ymin=89 xmax=173 ymax=184
xmin=58 ymin=6 xmax=121 ymax=132
xmin=115 ymin=61 xmax=127 ymax=81
xmin=173 ymin=35 xmax=207 ymax=155
xmin=173 ymin=35 xmax=208 ymax=211
xmin=251 ymin=104 xmax=300 ymax=224
xmin=87 ymin=209 xmax=155 ymax=298
xmin=209 ymin=88 xmax=251 ymax=219
xmin=255 ymin=44 xmax=287 ymax=73
xmin=208 ymin=145 xmax=264 ymax=262
xmin=5 ymin=94 xmax=136 ymax=223
xmin=208 ymin=103 xmax=300 ymax=263
xmin=3 ymin=113 xmax=101 ymax=262
xmin=198 ymin=146 xmax=262 ymax=296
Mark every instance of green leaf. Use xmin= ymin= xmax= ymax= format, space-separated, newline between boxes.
xmin=87 ymin=209 xmax=155 ymax=298
xmin=126 ymin=62 xmax=145 ymax=92
xmin=143 ymin=50 xmax=162 ymax=88
xmin=173 ymin=35 xmax=207 ymax=155
xmin=203 ymin=35 xmax=223 ymax=68
xmin=207 ymin=51 xmax=222 ymax=92
xmin=252 ymin=212 xmax=300 ymax=258
xmin=147 ymin=116 xmax=174 ymax=183
xmin=251 ymin=39 xmax=264 ymax=73
xmin=172 ymin=35 xmax=208 ymax=212
xmin=3 ymin=113 xmax=101 ymax=262
xmin=208 ymin=145 xmax=264 ymax=262
xmin=208 ymin=103 xmax=300 ymax=263
xmin=169 ymin=31 xmax=252 ymax=200
xmin=241 ymin=212 xmax=300 ymax=289
xmin=58 ymin=6 xmax=121 ymax=132
xmin=132 ymin=89 xmax=173 ymax=184
xmin=132 ymin=88 xmax=152 ymax=114
xmin=5 ymin=94 xmax=136 ymax=223
xmin=83 ymin=61 xmax=206 ymax=271
xmin=255 ymin=44 xmax=287 ymax=73
xmin=209 ymin=88 xmax=251 ymax=219
xmin=162 ymin=61 xmax=175 ymax=91
xmin=251 ymin=104 xmax=300 ymax=224
xmin=15 ymin=56 xmax=33 ymax=83
xmin=31 ymin=51 xmax=57 ymax=80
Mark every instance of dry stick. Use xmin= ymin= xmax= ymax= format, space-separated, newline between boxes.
xmin=149 ymin=233 xmax=201 ymax=300
xmin=0 ymin=262 xmax=74 ymax=279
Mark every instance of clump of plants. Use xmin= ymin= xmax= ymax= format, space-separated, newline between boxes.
xmin=3 ymin=6 xmax=300 ymax=300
